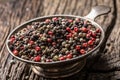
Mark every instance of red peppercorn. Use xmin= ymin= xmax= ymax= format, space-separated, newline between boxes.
xmin=86 ymin=34 xmax=91 ymax=38
xmin=48 ymin=31 xmax=53 ymax=35
xmin=20 ymin=46 xmax=24 ymax=49
xmin=13 ymin=50 xmax=19 ymax=56
xmin=67 ymin=54 xmax=73 ymax=59
xmin=96 ymin=28 xmax=101 ymax=33
xmin=66 ymin=33 xmax=72 ymax=39
xmin=59 ymin=56 xmax=65 ymax=61
xmin=63 ymin=55 xmax=67 ymax=59
xmin=68 ymin=19 xmax=73 ymax=23
xmin=34 ymin=56 xmax=41 ymax=62
xmin=10 ymin=37 xmax=15 ymax=43
xmin=92 ymin=32 xmax=96 ymax=37
xmin=91 ymin=38 xmax=96 ymax=41
xmin=39 ymin=34 xmax=43 ymax=37
xmin=75 ymin=18 xmax=80 ymax=22
xmin=75 ymin=45 xmax=80 ymax=50
xmin=11 ymin=35 xmax=15 ymax=38
xmin=52 ymin=42 xmax=56 ymax=46
xmin=45 ymin=19 xmax=51 ymax=23
xmin=29 ymin=40 xmax=34 ymax=45
xmin=74 ymin=27 xmax=78 ymax=32
xmin=46 ymin=59 xmax=52 ymax=62
xmin=81 ymin=27 xmax=88 ymax=33
xmin=47 ymin=38 xmax=52 ymax=42
xmin=52 ymin=17 xmax=58 ymax=21
xmin=66 ymin=27 xmax=71 ymax=32
xmin=35 ymin=46 xmax=41 ymax=51
xmin=88 ymin=40 xmax=94 ymax=45
xmin=82 ymin=43 xmax=88 ymax=47
xmin=87 ymin=30 xmax=92 ymax=35
xmin=80 ymin=49 xmax=86 ymax=54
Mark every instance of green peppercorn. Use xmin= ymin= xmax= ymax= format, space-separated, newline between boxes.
xmin=21 ymin=55 xmax=29 ymax=60
xmin=68 ymin=40 xmax=73 ymax=44
xmin=58 ymin=54 xmax=63 ymax=57
xmin=78 ymin=32 xmax=83 ymax=37
xmin=65 ymin=50 xmax=69 ymax=54
xmin=65 ymin=44 xmax=70 ymax=48
xmin=72 ymin=49 xmax=78 ymax=55
xmin=74 ymin=37 xmax=78 ymax=40
xmin=52 ymin=55 xmax=59 ymax=61
xmin=70 ymin=46 xmax=74 ymax=50
xmin=46 ymin=25 xmax=51 ymax=29
xmin=53 ymin=49 xmax=59 ymax=54
xmin=41 ymin=36 xmax=47 ymax=41
xmin=82 ymin=33 xmax=86 ymax=37
xmin=73 ymin=55 xmax=77 ymax=58
xmin=62 ymin=41 xmax=66 ymax=46
xmin=41 ymin=55 xmax=46 ymax=62
xmin=42 ymin=50 xmax=47 ymax=54
xmin=79 ymin=38 xmax=84 ymax=42
xmin=61 ymin=48 xmax=67 ymax=53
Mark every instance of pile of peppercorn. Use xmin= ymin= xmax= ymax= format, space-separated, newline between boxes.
xmin=8 ymin=17 xmax=101 ymax=62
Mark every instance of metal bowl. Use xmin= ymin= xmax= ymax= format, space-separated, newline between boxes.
xmin=6 ymin=5 xmax=110 ymax=78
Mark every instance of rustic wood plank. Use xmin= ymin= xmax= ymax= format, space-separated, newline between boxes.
xmin=0 ymin=0 xmax=119 ymax=80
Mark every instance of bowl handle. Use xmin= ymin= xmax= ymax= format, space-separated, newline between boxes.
xmin=85 ymin=5 xmax=111 ymax=21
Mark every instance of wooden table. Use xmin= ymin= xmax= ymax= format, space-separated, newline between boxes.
xmin=0 ymin=0 xmax=120 ymax=80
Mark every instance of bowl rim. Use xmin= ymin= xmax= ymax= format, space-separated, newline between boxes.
xmin=6 ymin=15 xmax=105 ymax=65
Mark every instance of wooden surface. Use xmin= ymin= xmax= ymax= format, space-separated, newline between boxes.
xmin=0 ymin=0 xmax=120 ymax=80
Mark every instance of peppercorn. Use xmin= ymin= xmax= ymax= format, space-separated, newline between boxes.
xmin=74 ymin=27 xmax=78 ymax=32
xmin=82 ymin=43 xmax=88 ymax=48
xmin=88 ymin=40 xmax=94 ymax=45
xmin=35 ymin=46 xmax=41 ymax=51
xmin=80 ymin=49 xmax=86 ymax=54
xmin=72 ymin=49 xmax=78 ymax=55
xmin=81 ymin=27 xmax=88 ymax=33
xmin=13 ymin=50 xmax=19 ymax=56
xmin=53 ymin=55 xmax=59 ymax=61
xmin=62 ymin=41 xmax=66 ymax=46
xmin=53 ymin=49 xmax=59 ymax=54
xmin=66 ymin=27 xmax=71 ymax=32
xmin=8 ymin=17 xmax=101 ymax=62
xmin=45 ymin=19 xmax=51 ymax=24
xmin=65 ymin=44 xmax=70 ymax=48
xmin=59 ymin=56 xmax=65 ymax=61
xmin=34 ymin=55 xmax=41 ymax=62
xmin=66 ymin=53 xmax=73 ymax=59
xmin=78 ymin=32 xmax=83 ymax=37
xmin=21 ymin=55 xmax=29 ymax=60
xmin=75 ymin=45 xmax=80 ymax=50
xmin=61 ymin=48 xmax=67 ymax=53
xmin=47 ymin=38 xmax=52 ymax=42
xmin=48 ymin=31 xmax=53 ymax=35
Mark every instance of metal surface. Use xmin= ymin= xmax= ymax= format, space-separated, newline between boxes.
xmin=85 ymin=5 xmax=111 ymax=21
xmin=31 ymin=59 xmax=86 ymax=78
xmin=6 ymin=5 xmax=111 ymax=78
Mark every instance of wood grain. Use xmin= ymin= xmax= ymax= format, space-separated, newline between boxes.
xmin=0 ymin=0 xmax=119 ymax=80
